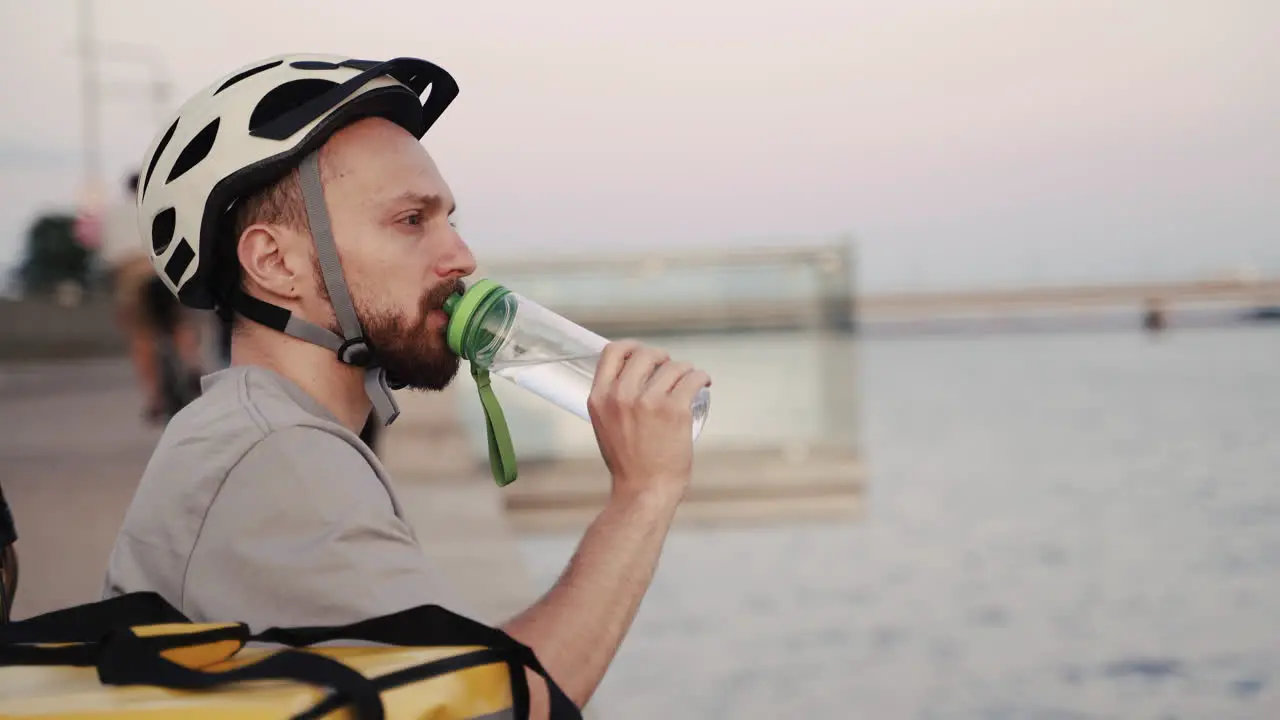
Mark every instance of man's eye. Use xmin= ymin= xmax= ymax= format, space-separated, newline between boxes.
xmin=401 ymin=213 xmax=422 ymax=226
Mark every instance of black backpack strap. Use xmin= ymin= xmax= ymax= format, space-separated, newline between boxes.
xmin=0 ymin=640 xmax=100 ymax=667
xmin=96 ymin=627 xmax=387 ymax=720
xmin=0 ymin=591 xmax=188 ymax=645
xmin=0 ymin=593 xmax=386 ymax=720
xmin=0 ymin=593 xmax=582 ymax=720
xmin=290 ymin=647 xmax=508 ymax=720
xmin=0 ymin=592 xmax=224 ymax=669
xmin=254 ymin=604 xmax=583 ymax=720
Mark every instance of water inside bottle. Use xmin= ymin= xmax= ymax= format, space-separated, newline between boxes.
xmin=489 ymin=353 xmax=710 ymax=440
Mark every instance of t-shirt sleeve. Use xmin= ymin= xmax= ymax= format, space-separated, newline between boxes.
xmin=183 ymin=425 xmax=458 ymax=629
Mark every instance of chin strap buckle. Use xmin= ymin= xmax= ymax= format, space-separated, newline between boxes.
xmin=337 ymin=339 xmax=400 ymax=426
xmin=337 ymin=337 xmax=374 ymax=367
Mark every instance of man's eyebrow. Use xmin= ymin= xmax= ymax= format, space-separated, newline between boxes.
xmin=387 ymin=192 xmax=453 ymax=216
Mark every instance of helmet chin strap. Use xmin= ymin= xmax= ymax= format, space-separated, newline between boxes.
xmin=230 ymin=150 xmax=401 ymax=426
xmin=296 ymin=151 xmax=401 ymax=426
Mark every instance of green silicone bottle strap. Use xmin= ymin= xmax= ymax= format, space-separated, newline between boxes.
xmin=472 ymin=366 xmax=518 ymax=486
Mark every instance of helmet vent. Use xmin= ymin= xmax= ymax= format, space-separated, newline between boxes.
xmin=167 ymin=118 xmax=220 ymax=183
xmin=151 ymin=207 xmax=176 ymax=254
xmin=142 ymin=118 xmax=179 ymax=198
xmin=249 ymin=79 xmax=340 ymax=133
xmin=162 ymin=239 xmax=196 ymax=287
xmin=214 ymin=60 xmax=284 ymax=95
xmin=290 ymin=60 xmax=340 ymax=70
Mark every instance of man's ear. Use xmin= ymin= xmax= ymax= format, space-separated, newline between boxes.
xmin=237 ymin=224 xmax=303 ymax=300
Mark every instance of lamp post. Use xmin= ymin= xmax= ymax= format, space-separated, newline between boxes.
xmin=73 ymin=0 xmax=173 ymax=253
xmin=75 ymin=0 xmax=103 ymax=250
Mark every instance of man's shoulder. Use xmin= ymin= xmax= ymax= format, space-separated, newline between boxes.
xmin=141 ymin=365 xmax=368 ymax=493
xmin=106 ymin=366 xmax=403 ymax=615
xmin=116 ymin=365 xmax=381 ymax=544
xmin=193 ymin=366 xmax=343 ymax=437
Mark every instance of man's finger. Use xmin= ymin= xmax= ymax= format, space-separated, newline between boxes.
xmin=616 ymin=346 xmax=669 ymax=400
xmin=646 ymin=360 xmax=695 ymax=395
xmin=670 ymin=369 xmax=712 ymax=406
xmin=593 ymin=339 xmax=642 ymax=392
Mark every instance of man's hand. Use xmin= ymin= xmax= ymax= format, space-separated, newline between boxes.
xmin=499 ymin=340 xmax=712 ymax=714
xmin=587 ymin=340 xmax=712 ymax=504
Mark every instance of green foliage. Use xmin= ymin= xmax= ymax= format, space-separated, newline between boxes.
xmin=18 ymin=213 xmax=93 ymax=294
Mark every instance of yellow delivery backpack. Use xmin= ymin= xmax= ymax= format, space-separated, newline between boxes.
xmin=0 ymin=592 xmax=580 ymax=719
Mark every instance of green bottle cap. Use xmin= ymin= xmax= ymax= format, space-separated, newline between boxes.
xmin=444 ymin=278 xmax=513 ymax=366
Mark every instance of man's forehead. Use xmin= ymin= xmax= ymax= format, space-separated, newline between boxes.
xmin=321 ymin=119 xmax=452 ymax=205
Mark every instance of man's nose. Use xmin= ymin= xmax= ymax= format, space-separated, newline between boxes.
xmin=437 ymin=233 xmax=477 ymax=279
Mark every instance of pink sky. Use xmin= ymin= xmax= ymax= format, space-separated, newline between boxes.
xmin=1 ymin=0 xmax=1276 ymax=290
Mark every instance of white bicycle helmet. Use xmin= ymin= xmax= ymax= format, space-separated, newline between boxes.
xmin=135 ymin=53 xmax=460 ymax=424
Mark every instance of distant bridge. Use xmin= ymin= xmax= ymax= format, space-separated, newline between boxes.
xmin=859 ymin=277 xmax=1280 ymax=319
xmin=481 ymin=244 xmax=1280 ymax=334
xmin=535 ymin=281 xmax=1280 ymax=336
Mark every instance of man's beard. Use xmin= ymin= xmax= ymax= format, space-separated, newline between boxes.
xmin=319 ymin=273 xmax=465 ymax=392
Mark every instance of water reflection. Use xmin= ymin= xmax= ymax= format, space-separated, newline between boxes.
xmin=517 ymin=327 xmax=1280 ymax=719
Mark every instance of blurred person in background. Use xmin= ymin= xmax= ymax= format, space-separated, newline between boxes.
xmin=99 ymin=171 xmax=205 ymax=422
xmin=102 ymin=54 xmax=710 ymax=717
xmin=0 ymin=479 xmax=17 ymax=625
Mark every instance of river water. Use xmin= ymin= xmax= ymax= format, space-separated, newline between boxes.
xmin=516 ymin=325 xmax=1280 ymax=719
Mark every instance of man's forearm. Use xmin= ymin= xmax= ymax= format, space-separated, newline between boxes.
xmin=501 ymin=487 xmax=681 ymax=709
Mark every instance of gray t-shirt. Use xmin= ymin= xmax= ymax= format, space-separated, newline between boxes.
xmin=103 ymin=365 xmax=454 ymax=631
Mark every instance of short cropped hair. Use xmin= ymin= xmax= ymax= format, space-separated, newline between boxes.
xmin=212 ymin=169 xmax=310 ymax=323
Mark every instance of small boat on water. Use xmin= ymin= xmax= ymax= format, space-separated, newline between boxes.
xmin=1242 ymin=306 xmax=1280 ymax=322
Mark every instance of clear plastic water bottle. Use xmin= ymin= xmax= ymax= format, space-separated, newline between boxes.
xmin=443 ymin=278 xmax=710 ymax=486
